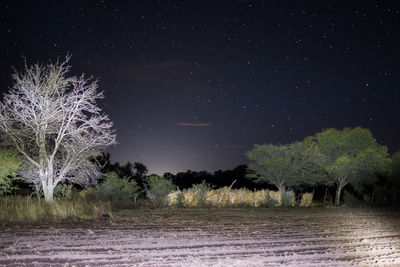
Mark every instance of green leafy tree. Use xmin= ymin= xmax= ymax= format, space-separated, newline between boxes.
xmin=145 ymin=175 xmax=175 ymax=206
xmin=388 ymin=151 xmax=400 ymax=202
xmin=97 ymin=171 xmax=142 ymax=203
xmin=0 ymin=148 xmax=22 ymax=195
xmin=246 ymin=141 xmax=325 ymax=192
xmin=392 ymin=151 xmax=400 ymax=179
xmin=307 ymin=127 xmax=390 ymax=205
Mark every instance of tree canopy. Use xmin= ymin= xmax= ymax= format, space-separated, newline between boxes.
xmin=246 ymin=141 xmax=325 ymax=192
xmin=306 ymin=127 xmax=390 ymax=205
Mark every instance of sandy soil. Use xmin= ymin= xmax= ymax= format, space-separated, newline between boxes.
xmin=1 ymin=207 xmax=400 ymax=266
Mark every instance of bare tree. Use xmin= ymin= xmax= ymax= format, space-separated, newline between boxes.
xmin=0 ymin=57 xmax=116 ymax=201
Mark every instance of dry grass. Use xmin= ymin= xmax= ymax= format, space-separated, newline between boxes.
xmin=0 ymin=195 xmax=111 ymax=223
xmin=300 ymin=192 xmax=314 ymax=207
xmin=167 ymin=188 xmax=301 ymax=208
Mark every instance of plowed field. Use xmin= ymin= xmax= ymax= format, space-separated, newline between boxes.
xmin=1 ymin=207 xmax=400 ymax=266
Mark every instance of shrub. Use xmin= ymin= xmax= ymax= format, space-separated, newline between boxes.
xmin=264 ymin=191 xmax=279 ymax=208
xmin=229 ymin=188 xmax=254 ymax=207
xmin=268 ymin=190 xmax=282 ymax=207
xmin=78 ymin=187 xmax=98 ymax=202
xmin=145 ymin=175 xmax=175 ymax=207
xmin=31 ymin=184 xmax=44 ymax=200
xmin=190 ymin=181 xmax=211 ymax=207
xmin=253 ymin=190 xmax=267 ymax=207
xmin=54 ymin=183 xmax=77 ymax=200
xmin=299 ymin=192 xmax=314 ymax=207
xmin=95 ymin=172 xmax=142 ymax=208
xmin=167 ymin=191 xmax=179 ymax=206
xmin=281 ymin=190 xmax=296 ymax=207
xmin=176 ymin=189 xmax=185 ymax=207
xmin=167 ymin=189 xmax=185 ymax=207
xmin=206 ymin=187 xmax=232 ymax=207
xmin=0 ymin=148 xmax=22 ymax=195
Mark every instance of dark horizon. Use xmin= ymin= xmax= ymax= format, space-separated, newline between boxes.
xmin=1 ymin=1 xmax=400 ymax=175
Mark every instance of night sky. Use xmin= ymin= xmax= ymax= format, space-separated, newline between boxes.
xmin=1 ymin=1 xmax=400 ymax=175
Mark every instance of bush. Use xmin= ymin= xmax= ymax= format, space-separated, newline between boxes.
xmin=0 ymin=148 xmax=22 ymax=195
xmin=145 ymin=175 xmax=175 ymax=207
xmin=176 ymin=189 xmax=185 ymax=207
xmin=299 ymin=193 xmax=314 ymax=207
xmin=54 ymin=183 xmax=77 ymax=200
xmin=264 ymin=191 xmax=279 ymax=208
xmin=190 ymin=181 xmax=211 ymax=207
xmin=281 ymin=190 xmax=296 ymax=207
xmin=78 ymin=187 xmax=98 ymax=202
xmin=95 ymin=172 xmax=142 ymax=208
xmin=229 ymin=188 xmax=254 ymax=207
xmin=167 ymin=188 xmax=185 ymax=207
xmin=262 ymin=190 xmax=281 ymax=207
xmin=205 ymin=187 xmax=232 ymax=207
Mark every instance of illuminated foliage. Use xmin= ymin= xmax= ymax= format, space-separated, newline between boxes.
xmin=96 ymin=171 xmax=142 ymax=205
xmin=246 ymin=141 xmax=325 ymax=192
xmin=0 ymin=148 xmax=22 ymax=195
xmin=145 ymin=175 xmax=175 ymax=207
xmin=307 ymin=127 xmax=390 ymax=205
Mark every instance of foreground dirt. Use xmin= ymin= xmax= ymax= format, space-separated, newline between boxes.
xmin=0 ymin=207 xmax=400 ymax=266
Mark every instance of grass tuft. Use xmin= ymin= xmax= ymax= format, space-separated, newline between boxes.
xmin=299 ymin=192 xmax=314 ymax=207
xmin=0 ymin=195 xmax=111 ymax=223
xmin=167 ymin=188 xmax=300 ymax=208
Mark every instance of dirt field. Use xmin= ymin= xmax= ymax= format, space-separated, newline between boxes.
xmin=1 ymin=207 xmax=400 ymax=266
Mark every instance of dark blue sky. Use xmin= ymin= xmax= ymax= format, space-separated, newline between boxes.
xmin=1 ymin=1 xmax=400 ymax=174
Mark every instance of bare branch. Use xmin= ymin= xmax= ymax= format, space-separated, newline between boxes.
xmin=0 ymin=56 xmax=116 ymax=201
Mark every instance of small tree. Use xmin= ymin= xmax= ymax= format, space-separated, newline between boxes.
xmin=145 ymin=175 xmax=175 ymax=206
xmin=96 ymin=172 xmax=142 ymax=204
xmin=246 ymin=141 xmax=325 ymax=192
xmin=0 ymin=148 xmax=22 ymax=195
xmin=246 ymin=144 xmax=289 ymax=192
xmin=308 ymin=127 xmax=390 ymax=205
xmin=389 ymin=151 xmax=400 ymax=203
xmin=0 ymin=57 xmax=116 ymax=201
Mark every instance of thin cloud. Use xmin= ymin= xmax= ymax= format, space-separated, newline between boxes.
xmin=176 ymin=122 xmax=211 ymax=127
xmin=207 ymin=144 xmax=244 ymax=149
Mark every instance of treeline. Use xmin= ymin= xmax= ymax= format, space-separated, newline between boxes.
xmin=98 ymin=127 xmax=400 ymax=205
xmin=1 ymin=127 xmax=400 ymax=207
xmin=245 ymin=127 xmax=400 ymax=206
xmin=98 ymin=155 xmax=265 ymax=191
xmin=96 ymin=127 xmax=400 ymax=207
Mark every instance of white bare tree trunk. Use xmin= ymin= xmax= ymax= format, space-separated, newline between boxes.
xmin=335 ymin=178 xmax=347 ymax=205
xmin=42 ymin=178 xmax=55 ymax=202
xmin=40 ymin=166 xmax=56 ymax=202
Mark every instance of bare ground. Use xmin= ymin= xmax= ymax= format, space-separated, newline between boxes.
xmin=1 ymin=207 xmax=400 ymax=266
